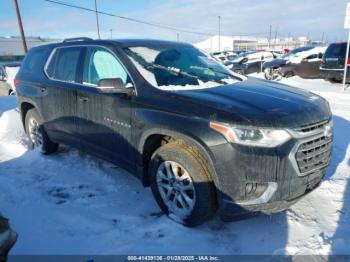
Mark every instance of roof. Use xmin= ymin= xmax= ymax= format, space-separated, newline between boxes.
xmin=30 ymin=38 xmax=193 ymax=51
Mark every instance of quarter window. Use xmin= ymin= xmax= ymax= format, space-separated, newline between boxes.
xmin=46 ymin=47 xmax=82 ymax=83
xmin=82 ymin=47 xmax=128 ymax=86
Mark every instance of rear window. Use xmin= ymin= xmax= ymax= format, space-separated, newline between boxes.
xmin=21 ymin=48 xmax=49 ymax=74
xmin=324 ymin=43 xmax=347 ymax=58
xmin=46 ymin=47 xmax=81 ymax=82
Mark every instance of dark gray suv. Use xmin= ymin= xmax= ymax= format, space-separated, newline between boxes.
xmin=15 ymin=38 xmax=333 ymax=226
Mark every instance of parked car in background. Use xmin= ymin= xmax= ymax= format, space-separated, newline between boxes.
xmin=0 ymin=63 xmax=21 ymax=96
xmin=16 ymin=38 xmax=332 ymax=226
xmin=212 ymin=51 xmax=238 ymax=63
xmin=280 ymin=46 xmax=327 ymax=79
xmin=0 ymin=214 xmax=17 ymax=261
xmin=263 ymin=45 xmax=321 ymax=80
xmin=320 ymin=42 xmax=350 ymax=83
xmin=226 ymin=51 xmax=275 ymax=75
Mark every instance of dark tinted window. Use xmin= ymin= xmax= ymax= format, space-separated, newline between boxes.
xmin=46 ymin=47 xmax=81 ymax=82
xmin=324 ymin=43 xmax=347 ymax=58
xmin=306 ymin=54 xmax=318 ymax=60
xmin=21 ymin=48 xmax=49 ymax=73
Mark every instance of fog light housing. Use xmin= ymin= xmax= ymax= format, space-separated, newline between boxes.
xmin=245 ymin=182 xmax=268 ymax=198
xmin=236 ymin=182 xmax=278 ymax=206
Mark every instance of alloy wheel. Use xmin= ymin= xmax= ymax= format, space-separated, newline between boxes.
xmin=156 ymin=161 xmax=196 ymax=220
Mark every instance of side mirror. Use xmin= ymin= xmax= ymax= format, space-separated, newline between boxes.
xmin=98 ymin=78 xmax=134 ymax=95
xmin=0 ymin=75 xmax=6 ymax=81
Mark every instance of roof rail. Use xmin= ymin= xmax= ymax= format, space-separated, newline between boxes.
xmin=63 ymin=37 xmax=93 ymax=42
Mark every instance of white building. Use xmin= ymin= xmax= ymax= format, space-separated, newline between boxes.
xmin=195 ymin=35 xmax=312 ymax=53
xmin=0 ymin=36 xmax=60 ymax=57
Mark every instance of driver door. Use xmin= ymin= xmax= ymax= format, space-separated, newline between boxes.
xmin=296 ymin=54 xmax=322 ymax=78
xmin=76 ymin=46 xmax=134 ymax=169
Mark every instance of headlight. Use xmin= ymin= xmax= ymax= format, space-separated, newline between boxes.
xmin=210 ymin=122 xmax=291 ymax=147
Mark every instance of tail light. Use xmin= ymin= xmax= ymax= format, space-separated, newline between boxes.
xmin=347 ymin=58 xmax=350 ymax=66
xmin=14 ymin=78 xmax=21 ymax=88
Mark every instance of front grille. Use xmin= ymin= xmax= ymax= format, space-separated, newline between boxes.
xmin=294 ymin=120 xmax=329 ymax=133
xmin=295 ymin=135 xmax=332 ymax=174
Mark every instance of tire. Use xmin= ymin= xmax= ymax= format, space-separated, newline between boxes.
xmin=264 ymin=68 xmax=273 ymax=80
xmin=149 ymin=141 xmax=217 ymax=227
xmin=24 ymin=108 xmax=58 ymax=154
xmin=326 ymin=78 xmax=341 ymax=84
xmin=284 ymin=71 xmax=294 ymax=78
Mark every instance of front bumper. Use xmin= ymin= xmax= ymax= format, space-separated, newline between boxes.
xmin=209 ymin=123 xmax=332 ymax=221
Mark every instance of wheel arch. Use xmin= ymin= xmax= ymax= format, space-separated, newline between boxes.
xmin=20 ymin=101 xmax=36 ymax=128
xmin=138 ymin=128 xmax=218 ymax=188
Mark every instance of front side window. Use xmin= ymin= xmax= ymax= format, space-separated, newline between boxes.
xmin=82 ymin=47 xmax=128 ymax=86
xmin=123 ymin=45 xmax=242 ymax=90
xmin=46 ymin=47 xmax=81 ymax=83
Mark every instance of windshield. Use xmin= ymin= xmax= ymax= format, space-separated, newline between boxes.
xmin=282 ymin=46 xmax=315 ymax=59
xmin=123 ymin=45 xmax=242 ymax=90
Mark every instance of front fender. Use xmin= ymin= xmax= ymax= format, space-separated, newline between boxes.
xmin=134 ymin=108 xmax=228 ymax=189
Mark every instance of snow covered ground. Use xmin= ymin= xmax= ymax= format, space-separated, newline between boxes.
xmin=0 ymin=76 xmax=350 ymax=255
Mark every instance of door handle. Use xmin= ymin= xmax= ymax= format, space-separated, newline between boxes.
xmin=78 ymin=96 xmax=89 ymax=102
xmin=40 ymin=86 xmax=46 ymax=92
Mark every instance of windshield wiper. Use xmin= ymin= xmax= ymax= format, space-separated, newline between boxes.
xmin=190 ymin=65 xmax=239 ymax=80
xmin=150 ymin=64 xmax=232 ymax=85
xmin=149 ymin=63 xmax=199 ymax=80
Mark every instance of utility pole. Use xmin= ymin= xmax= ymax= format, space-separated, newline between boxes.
xmin=321 ymin=32 xmax=325 ymax=43
xmin=177 ymin=33 xmax=180 ymax=42
xmin=287 ymin=32 xmax=291 ymax=49
xmin=268 ymin=24 xmax=272 ymax=48
xmin=13 ymin=0 xmax=27 ymax=53
xmin=94 ymin=0 xmax=100 ymax=39
xmin=110 ymin=29 xmax=113 ymax=39
xmin=218 ymin=16 xmax=221 ymax=52
xmin=274 ymin=26 xmax=278 ymax=49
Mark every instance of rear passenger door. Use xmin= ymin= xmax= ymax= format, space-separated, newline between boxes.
xmin=43 ymin=46 xmax=83 ymax=145
xmin=76 ymin=46 xmax=133 ymax=168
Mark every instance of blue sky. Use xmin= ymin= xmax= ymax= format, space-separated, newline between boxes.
xmin=0 ymin=0 xmax=348 ymax=43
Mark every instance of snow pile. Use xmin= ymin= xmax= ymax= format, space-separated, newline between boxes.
xmin=0 ymin=76 xmax=350 ymax=255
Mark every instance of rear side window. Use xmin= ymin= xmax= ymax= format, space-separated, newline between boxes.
xmin=21 ymin=47 xmax=49 ymax=74
xmin=46 ymin=47 xmax=82 ymax=82
xmin=324 ymin=43 xmax=347 ymax=58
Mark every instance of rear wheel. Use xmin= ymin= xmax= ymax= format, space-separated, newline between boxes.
xmin=24 ymin=108 xmax=58 ymax=154
xmin=326 ymin=78 xmax=341 ymax=83
xmin=284 ymin=71 xmax=294 ymax=78
xmin=149 ymin=141 xmax=217 ymax=227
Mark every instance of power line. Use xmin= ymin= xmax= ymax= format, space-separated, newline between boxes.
xmin=43 ymin=0 xmax=269 ymax=38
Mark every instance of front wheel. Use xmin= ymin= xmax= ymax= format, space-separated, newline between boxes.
xmin=24 ymin=108 xmax=58 ymax=154
xmin=149 ymin=141 xmax=217 ymax=227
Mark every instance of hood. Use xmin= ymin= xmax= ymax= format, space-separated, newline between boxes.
xmin=263 ymin=58 xmax=287 ymax=69
xmin=173 ymin=78 xmax=331 ymax=128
